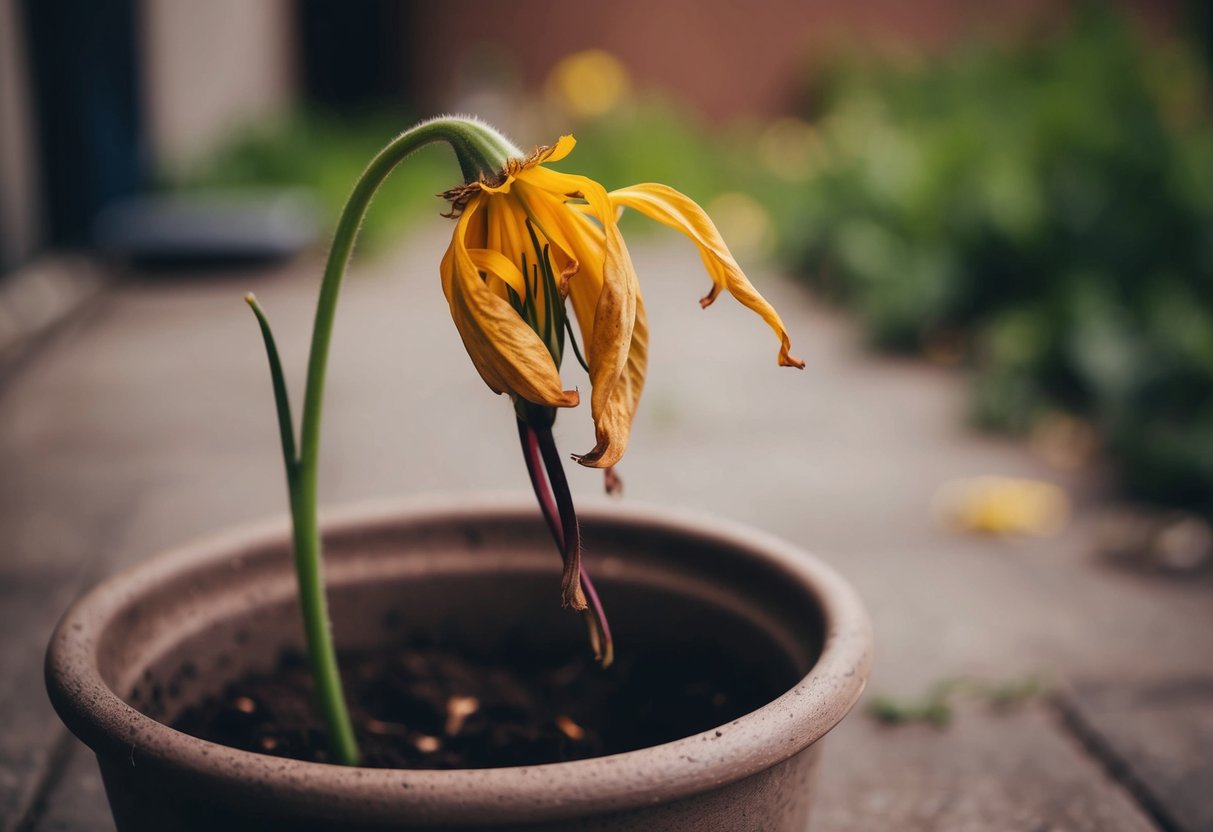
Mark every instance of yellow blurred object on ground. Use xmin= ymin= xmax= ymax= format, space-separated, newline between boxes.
xmin=546 ymin=50 xmax=631 ymax=119
xmin=934 ymin=476 xmax=1070 ymax=537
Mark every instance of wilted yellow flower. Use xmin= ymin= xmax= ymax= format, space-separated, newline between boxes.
xmin=243 ymin=116 xmax=801 ymax=753
xmin=441 ymin=134 xmax=803 ymax=469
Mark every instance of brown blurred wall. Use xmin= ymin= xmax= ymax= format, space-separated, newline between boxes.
xmin=406 ymin=0 xmax=1179 ymax=122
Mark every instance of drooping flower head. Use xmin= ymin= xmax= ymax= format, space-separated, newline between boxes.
xmin=441 ymin=128 xmax=804 ymax=470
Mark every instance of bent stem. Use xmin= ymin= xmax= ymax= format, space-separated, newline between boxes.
xmin=245 ymin=118 xmax=520 ymax=766
xmin=517 ymin=420 xmax=614 ymax=668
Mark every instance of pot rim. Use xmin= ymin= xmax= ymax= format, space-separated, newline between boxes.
xmin=46 ymin=496 xmax=872 ymax=824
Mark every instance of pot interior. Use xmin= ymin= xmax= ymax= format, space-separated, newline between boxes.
xmin=97 ymin=508 xmax=825 ymax=764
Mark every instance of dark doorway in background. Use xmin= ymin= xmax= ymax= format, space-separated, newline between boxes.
xmin=23 ymin=0 xmax=146 ymax=248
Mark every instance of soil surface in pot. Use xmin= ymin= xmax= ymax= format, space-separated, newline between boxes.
xmin=171 ymin=638 xmax=794 ymax=769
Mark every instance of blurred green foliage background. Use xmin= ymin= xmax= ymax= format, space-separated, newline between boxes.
xmin=775 ymin=10 xmax=1213 ymax=514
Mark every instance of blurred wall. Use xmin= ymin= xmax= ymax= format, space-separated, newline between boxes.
xmin=0 ymin=0 xmax=42 ymax=269
xmin=139 ymin=0 xmax=296 ymax=172
xmin=407 ymin=0 xmax=1179 ymax=121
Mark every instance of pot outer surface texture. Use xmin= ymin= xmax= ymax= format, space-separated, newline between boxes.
xmin=46 ymin=500 xmax=872 ymax=831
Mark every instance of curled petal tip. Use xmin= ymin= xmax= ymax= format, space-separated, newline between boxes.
xmin=779 ymin=336 xmax=806 ymax=369
xmin=563 ymin=585 xmax=588 ymax=610
xmin=571 ymin=443 xmax=615 ymax=469
xmin=603 ymin=467 xmax=623 ymax=496
xmin=558 ymin=259 xmax=579 ymax=295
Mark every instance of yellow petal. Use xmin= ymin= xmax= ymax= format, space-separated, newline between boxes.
xmin=518 ymin=167 xmax=641 ymax=448
xmin=574 ymin=295 xmax=648 ymax=468
xmin=467 ymin=248 xmax=527 ymax=298
xmin=441 ymin=196 xmax=579 ymax=408
xmin=478 ymin=178 xmax=515 ymax=196
xmin=609 ymin=183 xmax=805 ymax=369
xmin=512 ymin=185 xmax=597 ymax=343
xmin=476 ymin=135 xmax=577 ymax=196
xmin=558 ymin=212 xmax=603 ymax=353
xmin=484 ymin=195 xmax=530 ymax=300
xmin=537 ymin=134 xmax=577 ymax=165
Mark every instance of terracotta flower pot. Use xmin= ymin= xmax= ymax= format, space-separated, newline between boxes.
xmin=46 ymin=498 xmax=871 ymax=831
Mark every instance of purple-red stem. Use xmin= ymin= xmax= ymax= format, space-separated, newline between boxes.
xmin=516 ymin=419 xmax=614 ymax=667
xmin=517 ymin=419 xmax=564 ymax=550
xmin=535 ymin=425 xmax=585 ymax=609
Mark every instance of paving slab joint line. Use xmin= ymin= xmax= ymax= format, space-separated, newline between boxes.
xmin=9 ymin=728 xmax=76 ymax=832
xmin=1052 ymin=693 xmax=1180 ymax=832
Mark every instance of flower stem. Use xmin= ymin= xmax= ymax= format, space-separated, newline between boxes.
xmin=517 ymin=419 xmax=564 ymax=550
xmin=534 ymin=426 xmax=585 ymax=610
xmin=247 ymin=117 xmax=523 ymax=766
xmin=516 ymin=420 xmax=614 ymax=667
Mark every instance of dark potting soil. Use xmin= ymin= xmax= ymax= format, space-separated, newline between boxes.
xmin=171 ymin=639 xmax=790 ymax=769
